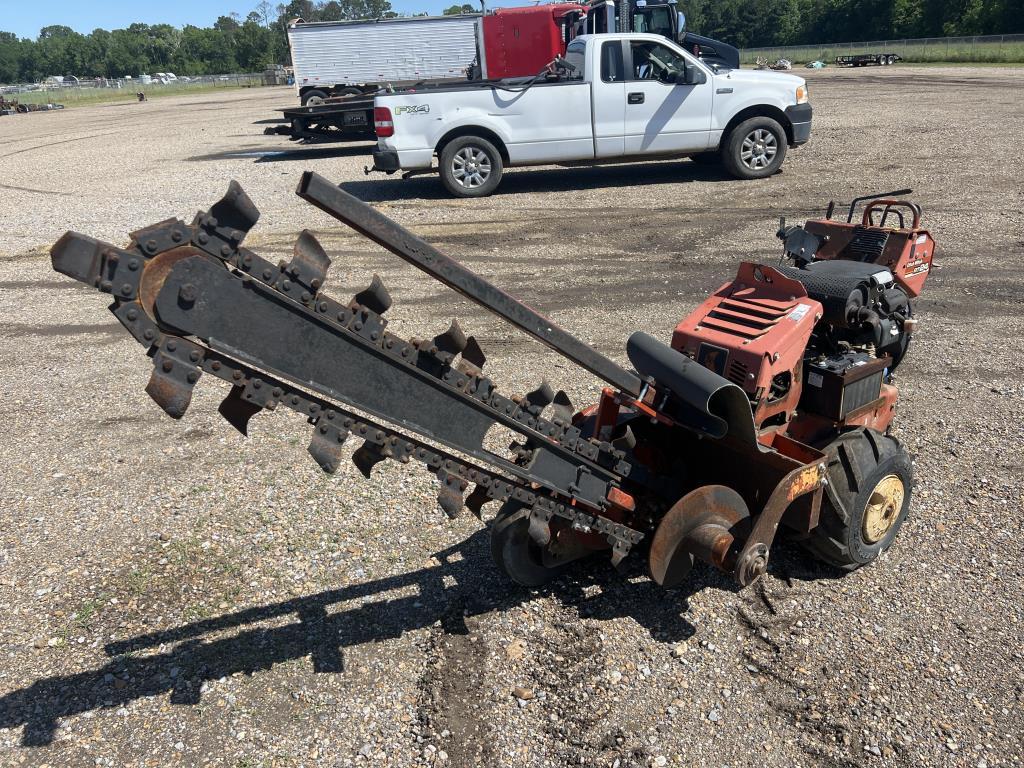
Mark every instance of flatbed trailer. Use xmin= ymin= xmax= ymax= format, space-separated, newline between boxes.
xmin=835 ymin=52 xmax=902 ymax=67
xmin=270 ymin=95 xmax=376 ymax=143
xmin=267 ymin=75 xmax=551 ymax=144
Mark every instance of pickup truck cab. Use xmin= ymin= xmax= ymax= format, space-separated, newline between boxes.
xmin=372 ymin=33 xmax=812 ymax=197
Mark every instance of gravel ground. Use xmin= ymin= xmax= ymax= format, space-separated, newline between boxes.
xmin=1 ymin=67 xmax=1022 ymax=768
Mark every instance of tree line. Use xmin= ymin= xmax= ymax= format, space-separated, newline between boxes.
xmin=1 ymin=0 xmax=1020 ymax=83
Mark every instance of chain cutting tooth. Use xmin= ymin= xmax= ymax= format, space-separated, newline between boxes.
xmin=354 ymin=274 xmax=392 ymax=315
xmin=464 ymin=484 xmax=491 ymax=518
xmin=352 ymin=442 xmax=386 ymax=478
xmin=551 ymin=390 xmax=574 ymax=424
xmin=459 ymin=336 xmax=487 ymax=374
xmin=285 ymin=229 xmax=331 ymax=295
xmin=524 ymin=380 xmax=555 ymax=414
xmin=437 ymin=471 xmax=468 ymax=519
xmin=145 ymin=344 xmax=203 ymax=419
xmin=433 ymin=319 xmax=468 ymax=356
xmin=204 ymin=180 xmax=260 ymax=241
xmin=612 ymin=425 xmax=637 ymax=452
xmin=308 ymin=421 xmax=349 ymax=474
xmin=218 ymin=385 xmax=262 ymax=436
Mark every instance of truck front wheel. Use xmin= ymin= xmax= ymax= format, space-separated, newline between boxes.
xmin=722 ymin=116 xmax=788 ymax=180
xmin=439 ymin=136 xmax=503 ymax=197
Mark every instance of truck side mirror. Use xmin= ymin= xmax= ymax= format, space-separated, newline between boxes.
xmin=677 ymin=63 xmax=706 ymax=85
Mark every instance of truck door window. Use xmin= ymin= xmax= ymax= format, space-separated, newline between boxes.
xmin=630 ymin=41 xmax=686 ymax=84
xmin=601 ymin=41 xmax=624 ymax=82
xmin=565 ymin=41 xmax=586 ymax=77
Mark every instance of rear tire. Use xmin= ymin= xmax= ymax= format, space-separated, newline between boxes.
xmin=336 ymin=87 xmax=362 ymax=98
xmin=803 ymin=429 xmax=912 ymax=570
xmin=722 ymin=116 xmax=787 ymax=180
xmin=439 ymin=135 xmax=503 ymax=198
xmin=490 ymin=501 xmax=562 ymax=587
xmin=301 ymin=89 xmax=328 ymax=106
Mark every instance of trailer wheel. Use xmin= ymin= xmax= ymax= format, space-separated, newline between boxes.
xmin=803 ymin=429 xmax=912 ymax=571
xmin=337 ymin=87 xmax=362 ymax=98
xmin=490 ymin=501 xmax=563 ymax=587
xmin=301 ymin=89 xmax=328 ymax=106
xmin=439 ymin=135 xmax=503 ymax=197
xmin=722 ymin=116 xmax=787 ymax=180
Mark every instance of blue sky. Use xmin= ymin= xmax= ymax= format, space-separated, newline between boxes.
xmin=0 ymin=0 xmax=511 ymax=39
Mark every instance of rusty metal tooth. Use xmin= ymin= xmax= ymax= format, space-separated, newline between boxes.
xmin=217 ymin=385 xmax=262 ymax=436
xmin=460 ymin=336 xmax=487 ymax=373
xmin=551 ymin=390 xmax=574 ymax=424
xmin=432 ymin=319 xmax=468 ymax=357
xmin=437 ymin=472 xmax=467 ymax=519
xmin=145 ymin=353 xmax=200 ymax=419
xmin=308 ymin=422 xmax=349 ymax=474
xmin=524 ymin=380 xmax=555 ymax=414
xmin=611 ymin=425 xmax=637 ymax=452
xmin=50 ymin=232 xmax=107 ymax=285
xmin=353 ymin=274 xmax=392 ymax=315
xmin=464 ymin=484 xmax=491 ymax=519
xmin=203 ymin=180 xmax=260 ymax=240
xmin=352 ymin=442 xmax=386 ymax=478
xmin=286 ymin=229 xmax=331 ymax=294
xmin=528 ymin=506 xmax=553 ymax=547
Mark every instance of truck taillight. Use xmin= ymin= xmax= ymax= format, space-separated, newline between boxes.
xmin=374 ymin=107 xmax=394 ymax=137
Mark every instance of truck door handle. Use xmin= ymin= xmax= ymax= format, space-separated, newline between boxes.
xmin=627 ymin=92 xmax=645 ymax=104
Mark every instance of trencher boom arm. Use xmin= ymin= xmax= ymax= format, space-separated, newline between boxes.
xmin=51 ymin=172 xmax=672 ymax=565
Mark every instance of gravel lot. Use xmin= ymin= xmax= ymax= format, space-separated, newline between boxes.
xmin=1 ymin=67 xmax=1023 ymax=768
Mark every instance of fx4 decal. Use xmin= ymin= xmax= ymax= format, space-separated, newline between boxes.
xmin=395 ymin=104 xmax=430 ymax=115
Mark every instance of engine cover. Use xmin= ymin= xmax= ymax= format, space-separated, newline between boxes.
xmin=672 ymin=262 xmax=821 ymax=429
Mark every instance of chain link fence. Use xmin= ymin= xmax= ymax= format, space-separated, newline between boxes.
xmin=1 ymin=73 xmax=277 ymax=106
xmin=742 ymin=34 xmax=1024 ymax=65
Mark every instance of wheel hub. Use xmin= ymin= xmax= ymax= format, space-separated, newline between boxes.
xmin=862 ymin=474 xmax=904 ymax=543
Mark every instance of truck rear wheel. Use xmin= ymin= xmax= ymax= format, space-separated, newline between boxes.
xmin=301 ymin=89 xmax=328 ymax=106
xmin=722 ymin=116 xmax=787 ymax=179
xmin=439 ymin=136 xmax=503 ymax=197
xmin=803 ymin=429 xmax=912 ymax=570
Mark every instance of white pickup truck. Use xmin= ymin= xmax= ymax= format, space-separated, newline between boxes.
xmin=371 ymin=33 xmax=812 ymax=197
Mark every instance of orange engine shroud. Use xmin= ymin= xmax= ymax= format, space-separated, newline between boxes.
xmin=671 ymin=262 xmax=821 ymax=429
xmin=803 ymin=200 xmax=934 ymax=298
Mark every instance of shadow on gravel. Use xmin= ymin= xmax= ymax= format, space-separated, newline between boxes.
xmin=0 ymin=528 xmax=715 ymax=747
xmin=340 ymin=160 xmax=736 ymax=202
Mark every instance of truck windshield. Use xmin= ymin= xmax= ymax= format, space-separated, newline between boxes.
xmin=632 ymin=6 xmax=674 ymax=38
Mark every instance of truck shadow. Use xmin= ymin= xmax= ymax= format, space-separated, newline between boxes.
xmin=342 ymin=159 xmax=735 ymax=202
xmin=188 ymin=144 xmax=373 ymax=162
xmin=0 ymin=528 xmax=725 ymax=747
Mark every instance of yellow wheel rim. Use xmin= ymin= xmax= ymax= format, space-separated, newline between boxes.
xmin=862 ymin=474 xmax=905 ymax=544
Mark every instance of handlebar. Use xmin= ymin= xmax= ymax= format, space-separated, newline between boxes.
xmin=862 ymin=199 xmax=922 ymax=230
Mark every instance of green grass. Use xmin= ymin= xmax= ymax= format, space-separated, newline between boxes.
xmin=741 ymin=40 xmax=1024 ymax=66
xmin=8 ymin=81 xmax=264 ymax=108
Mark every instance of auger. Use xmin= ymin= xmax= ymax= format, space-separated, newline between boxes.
xmin=51 ymin=175 xmax=933 ymax=588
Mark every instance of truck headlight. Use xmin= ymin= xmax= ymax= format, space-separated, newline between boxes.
xmin=796 ymin=85 xmax=809 ymax=104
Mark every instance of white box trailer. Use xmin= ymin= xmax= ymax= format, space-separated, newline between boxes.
xmin=288 ymin=15 xmax=482 ymax=105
